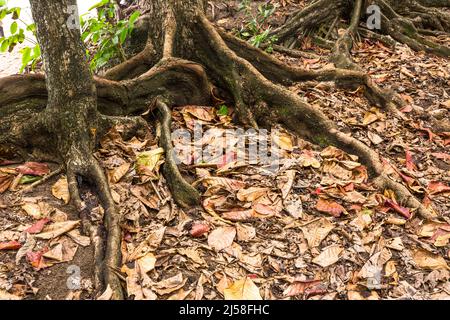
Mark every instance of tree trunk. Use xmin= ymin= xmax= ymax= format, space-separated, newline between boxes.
xmin=29 ymin=0 xmax=97 ymax=163
xmin=29 ymin=0 xmax=123 ymax=300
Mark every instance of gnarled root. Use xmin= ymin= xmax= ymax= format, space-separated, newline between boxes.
xmin=156 ymin=100 xmax=201 ymax=209
xmin=193 ymin=13 xmax=437 ymax=220
xmin=66 ymin=153 xmax=124 ymax=300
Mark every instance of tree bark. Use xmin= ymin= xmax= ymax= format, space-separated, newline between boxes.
xmin=29 ymin=0 xmax=123 ymax=299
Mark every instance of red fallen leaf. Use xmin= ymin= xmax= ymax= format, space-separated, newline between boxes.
xmin=0 ymin=241 xmax=22 ymax=251
xmin=423 ymin=195 xmax=433 ymax=208
xmin=284 ymin=280 xmax=322 ymax=297
xmin=405 ymin=150 xmax=417 ymax=171
xmin=384 ymin=199 xmax=411 ymax=219
xmin=16 ymin=162 xmax=50 ymax=176
xmin=124 ymin=233 xmax=133 ymax=242
xmin=400 ymin=104 xmax=413 ymax=113
xmin=429 ymin=228 xmax=450 ymax=243
xmin=190 ymin=221 xmax=210 ymax=237
xmin=428 ymin=181 xmax=450 ymax=195
xmin=0 ymin=160 xmax=19 ymax=166
xmin=313 ymin=188 xmax=323 ymax=195
xmin=26 ymin=248 xmax=49 ymax=270
xmin=343 ymin=183 xmax=355 ymax=192
xmin=396 ymin=170 xmax=417 ymax=188
xmin=316 ymin=198 xmax=346 ymax=217
xmin=415 ymin=124 xmax=436 ymax=142
xmin=25 ymin=218 xmax=50 ymax=234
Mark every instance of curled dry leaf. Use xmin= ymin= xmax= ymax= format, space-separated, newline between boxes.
xmin=190 ymin=221 xmax=210 ymax=238
xmin=137 ymin=252 xmax=156 ymax=273
xmin=43 ymin=238 xmax=78 ymax=263
xmin=223 ymin=277 xmax=262 ymax=300
xmin=153 ymin=273 xmax=186 ymax=296
xmin=208 ymin=226 xmax=236 ymax=252
xmin=21 ymin=203 xmax=45 ymax=220
xmin=0 ymin=241 xmax=21 ymax=251
xmin=0 ymin=289 xmax=21 ymax=300
xmin=315 ymin=198 xmax=346 ymax=217
xmin=110 ymin=162 xmax=131 ymax=183
xmin=51 ymin=177 xmax=70 ymax=204
xmin=236 ymin=224 xmax=256 ymax=242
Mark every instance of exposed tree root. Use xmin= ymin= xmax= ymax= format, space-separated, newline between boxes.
xmin=219 ymin=29 xmax=405 ymax=116
xmin=194 ymin=13 xmax=436 ymax=220
xmin=1 ymin=0 xmax=445 ymax=301
xmin=156 ymin=100 xmax=201 ymax=208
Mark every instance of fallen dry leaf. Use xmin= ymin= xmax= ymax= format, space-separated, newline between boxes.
xmin=34 ymin=220 xmax=80 ymax=240
xmin=52 ymin=177 xmax=70 ymax=204
xmin=412 ymin=249 xmax=449 ymax=270
xmin=312 ymin=245 xmax=343 ymax=267
xmin=208 ymin=226 xmax=236 ymax=252
xmin=223 ymin=277 xmax=262 ymax=300
xmin=316 ymin=198 xmax=346 ymax=217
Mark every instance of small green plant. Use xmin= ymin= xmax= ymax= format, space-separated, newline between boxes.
xmin=235 ymin=0 xmax=279 ymax=52
xmin=81 ymin=0 xmax=140 ymax=71
xmin=217 ymin=104 xmax=229 ymax=116
xmin=0 ymin=0 xmax=140 ymax=73
xmin=0 ymin=0 xmax=40 ymax=72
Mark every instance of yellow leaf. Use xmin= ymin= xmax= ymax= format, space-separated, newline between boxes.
xmin=412 ymin=249 xmax=449 ymax=270
xmin=224 ymin=277 xmax=262 ymax=300
xmin=52 ymin=177 xmax=70 ymax=204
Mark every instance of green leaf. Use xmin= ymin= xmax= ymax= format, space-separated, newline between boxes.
xmin=21 ymin=46 xmax=31 ymax=65
xmin=0 ymin=39 xmax=8 ymax=52
xmin=217 ymin=105 xmax=229 ymax=116
xmin=119 ymin=28 xmax=128 ymax=44
xmin=20 ymin=175 xmax=41 ymax=185
xmin=129 ymin=11 xmax=140 ymax=25
xmin=10 ymin=21 xmax=18 ymax=34
xmin=88 ymin=0 xmax=109 ymax=11
xmin=11 ymin=7 xmax=20 ymax=20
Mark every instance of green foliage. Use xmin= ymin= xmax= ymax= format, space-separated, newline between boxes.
xmin=81 ymin=0 xmax=140 ymax=71
xmin=235 ymin=0 xmax=279 ymax=52
xmin=0 ymin=2 xmax=40 ymax=72
xmin=0 ymin=0 xmax=140 ymax=73
xmin=217 ymin=105 xmax=229 ymax=116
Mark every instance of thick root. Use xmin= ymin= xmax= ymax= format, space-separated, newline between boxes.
xmin=194 ymin=13 xmax=436 ymax=220
xmin=67 ymin=157 xmax=124 ymax=300
xmin=156 ymin=100 xmax=201 ymax=209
